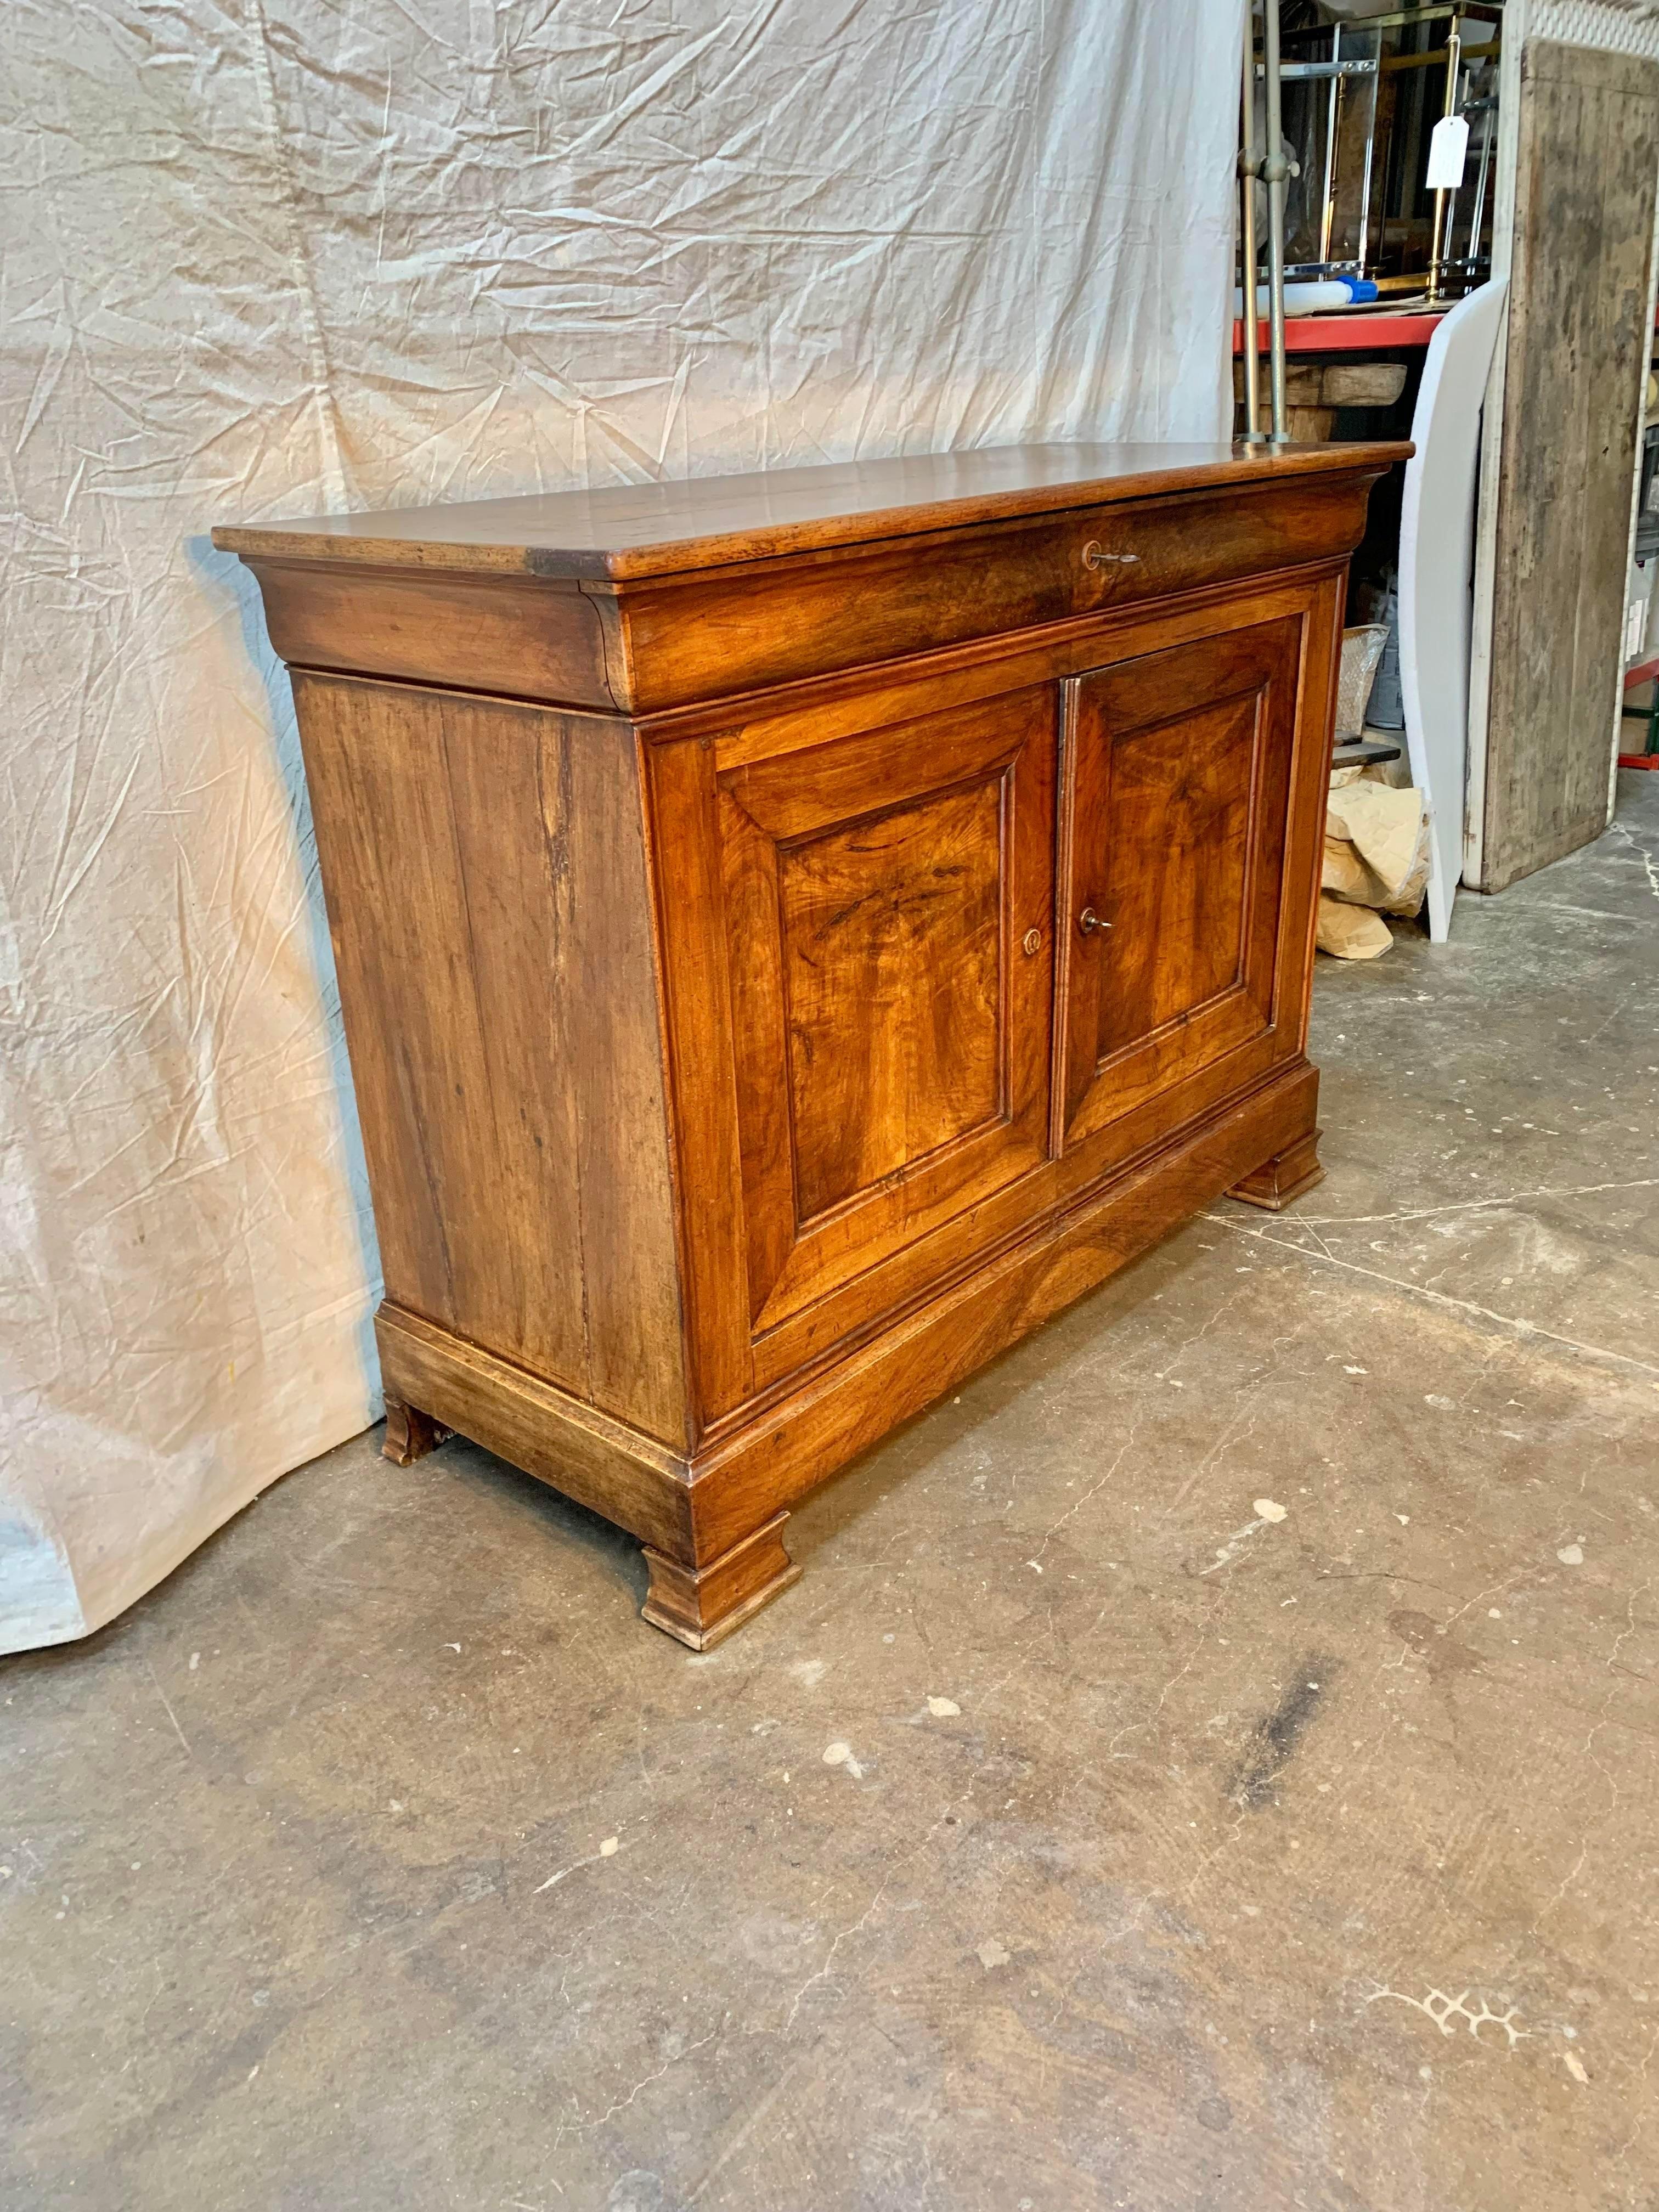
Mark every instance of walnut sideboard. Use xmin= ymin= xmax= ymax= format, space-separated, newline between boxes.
xmin=216 ymin=438 xmax=1407 ymax=1649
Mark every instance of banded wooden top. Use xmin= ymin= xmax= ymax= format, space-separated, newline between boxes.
xmin=213 ymin=438 xmax=1410 ymax=584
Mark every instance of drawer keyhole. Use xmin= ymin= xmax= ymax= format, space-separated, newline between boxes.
xmin=1078 ymin=907 xmax=1111 ymax=936
xmin=1080 ymin=542 xmax=1141 ymax=573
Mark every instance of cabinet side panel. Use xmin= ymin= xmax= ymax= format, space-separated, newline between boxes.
xmin=292 ymin=673 xmax=687 ymax=1447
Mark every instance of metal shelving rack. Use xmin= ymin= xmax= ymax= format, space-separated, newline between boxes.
xmin=1272 ymin=3 xmax=1505 ymax=303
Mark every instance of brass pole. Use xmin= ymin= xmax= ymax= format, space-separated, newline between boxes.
xmin=1262 ymin=0 xmax=1291 ymax=444
xmin=1427 ymin=16 xmax=1463 ymax=302
xmin=1319 ymin=23 xmax=1341 ymax=266
xmin=1239 ymin=0 xmax=1265 ymax=443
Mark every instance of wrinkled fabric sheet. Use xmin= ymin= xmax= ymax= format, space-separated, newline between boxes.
xmin=0 ymin=0 xmax=1242 ymax=1650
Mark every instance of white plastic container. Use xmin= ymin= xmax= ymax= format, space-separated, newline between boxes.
xmin=1233 ymin=280 xmax=1356 ymax=316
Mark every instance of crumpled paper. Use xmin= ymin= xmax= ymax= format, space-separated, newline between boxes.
xmin=1317 ymin=764 xmax=1431 ymax=959
xmin=0 ymin=0 xmax=1243 ymax=1650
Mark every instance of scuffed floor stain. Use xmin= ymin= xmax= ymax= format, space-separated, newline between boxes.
xmin=1228 ymin=1656 xmax=1340 ymax=1808
xmin=1387 ymin=1609 xmax=1487 ymax=1679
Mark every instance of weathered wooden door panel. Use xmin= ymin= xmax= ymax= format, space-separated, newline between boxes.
xmin=1056 ymin=616 xmax=1302 ymax=1159
xmin=1479 ymin=41 xmax=1659 ymax=889
xmin=718 ymin=686 xmax=1056 ymax=1334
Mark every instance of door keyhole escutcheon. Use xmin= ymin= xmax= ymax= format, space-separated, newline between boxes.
xmin=1078 ymin=907 xmax=1110 ymax=936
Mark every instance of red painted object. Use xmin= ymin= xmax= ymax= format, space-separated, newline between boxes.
xmin=1621 ymin=654 xmax=1659 ymax=769
xmin=1233 ymin=311 xmax=1446 ymax=356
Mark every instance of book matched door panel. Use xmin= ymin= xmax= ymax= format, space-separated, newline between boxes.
xmin=716 ymin=687 xmax=1057 ymax=1340
xmin=1054 ymin=615 xmax=1306 ymax=1166
xmin=653 ymin=587 xmax=1337 ymax=1424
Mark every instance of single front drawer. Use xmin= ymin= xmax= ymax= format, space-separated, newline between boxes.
xmin=614 ymin=470 xmax=1374 ymax=715
xmin=1061 ymin=480 xmax=1353 ymax=618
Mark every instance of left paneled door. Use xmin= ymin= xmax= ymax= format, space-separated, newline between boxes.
xmin=715 ymin=685 xmax=1057 ymax=1348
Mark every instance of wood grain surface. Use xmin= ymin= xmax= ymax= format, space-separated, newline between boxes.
xmin=229 ymin=440 xmax=1397 ymax=1639
xmin=215 ymin=438 xmax=1409 ymax=580
xmin=1480 ymin=41 xmax=1659 ymax=889
xmin=292 ymin=674 xmax=688 ymax=1447
xmin=713 ymin=684 xmax=1055 ymax=1340
xmin=1057 ymin=617 xmax=1299 ymax=1153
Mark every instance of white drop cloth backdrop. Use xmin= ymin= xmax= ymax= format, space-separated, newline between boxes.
xmin=1 ymin=0 xmax=1242 ymax=1651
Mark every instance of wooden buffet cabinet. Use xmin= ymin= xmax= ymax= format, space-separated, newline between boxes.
xmin=216 ymin=439 xmax=1406 ymax=1648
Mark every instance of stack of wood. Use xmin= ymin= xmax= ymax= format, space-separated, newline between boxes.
xmin=1234 ymin=359 xmax=1407 ymax=442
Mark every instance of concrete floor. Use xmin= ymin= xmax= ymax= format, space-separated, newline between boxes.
xmin=7 ymin=777 xmax=1659 ymax=2212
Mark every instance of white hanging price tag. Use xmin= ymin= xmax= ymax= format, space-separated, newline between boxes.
xmin=1426 ymin=113 xmax=1470 ymax=190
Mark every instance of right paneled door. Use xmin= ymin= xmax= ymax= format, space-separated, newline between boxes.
xmin=1054 ymin=610 xmax=1310 ymax=1164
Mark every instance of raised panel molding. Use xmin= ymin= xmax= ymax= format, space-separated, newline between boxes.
xmin=1091 ymin=697 xmax=1258 ymax=1047
xmin=219 ymin=443 xmax=1393 ymax=1646
xmin=715 ymin=685 xmax=1056 ymax=1337
xmin=778 ymin=775 xmax=1007 ymax=1223
xmin=1056 ymin=616 xmax=1300 ymax=1160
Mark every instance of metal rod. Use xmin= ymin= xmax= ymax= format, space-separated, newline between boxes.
xmin=1330 ymin=69 xmax=1352 ymax=269
xmin=1278 ymin=58 xmax=1377 ymax=81
xmin=1239 ymin=0 xmax=1265 ymax=444
xmin=1320 ymin=24 xmax=1341 ymax=267
xmin=1262 ymin=0 xmax=1291 ymax=444
xmin=1466 ymin=98 xmax=1493 ymax=264
xmin=1427 ymin=18 xmax=1462 ymax=303
xmin=1357 ymin=28 xmax=1379 ymax=278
